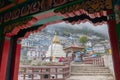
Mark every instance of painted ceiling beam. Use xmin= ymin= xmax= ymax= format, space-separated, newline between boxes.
xmin=0 ymin=0 xmax=76 ymax=25
xmin=54 ymin=0 xmax=112 ymax=14
xmin=63 ymin=14 xmax=107 ymax=26
xmin=54 ymin=0 xmax=83 ymax=13
xmin=2 ymin=0 xmax=118 ymax=37
xmin=0 ymin=0 xmax=29 ymax=12
xmin=32 ymin=15 xmax=64 ymax=27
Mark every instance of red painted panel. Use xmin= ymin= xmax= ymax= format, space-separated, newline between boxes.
xmin=0 ymin=40 xmax=10 ymax=80
xmin=108 ymin=20 xmax=120 ymax=80
xmin=12 ymin=44 xmax=21 ymax=80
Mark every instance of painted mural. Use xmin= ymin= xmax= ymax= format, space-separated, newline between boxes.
xmin=3 ymin=17 xmax=32 ymax=34
xmin=1 ymin=0 xmax=120 ymax=25
xmin=1 ymin=0 xmax=120 ymax=35
xmin=0 ymin=0 xmax=74 ymax=25
xmin=115 ymin=0 xmax=120 ymax=24
xmin=54 ymin=0 xmax=112 ymax=14
xmin=0 ymin=0 xmax=12 ymax=8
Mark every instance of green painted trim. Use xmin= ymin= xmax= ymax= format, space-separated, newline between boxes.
xmin=116 ymin=23 xmax=120 ymax=39
xmin=1 ymin=16 xmax=33 ymax=27
xmin=0 ymin=0 xmax=77 ymax=26
xmin=32 ymin=15 xmax=64 ymax=27
xmin=32 ymin=9 xmax=54 ymax=17
xmin=116 ymin=23 xmax=120 ymax=50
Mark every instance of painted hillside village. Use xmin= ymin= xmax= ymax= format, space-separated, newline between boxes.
xmin=18 ymin=22 xmax=114 ymax=80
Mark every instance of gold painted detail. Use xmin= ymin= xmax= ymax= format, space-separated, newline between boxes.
xmin=115 ymin=5 xmax=120 ymax=24
xmin=4 ymin=17 xmax=32 ymax=34
xmin=0 ymin=0 xmax=74 ymax=25
xmin=55 ymin=0 xmax=112 ymax=14
xmin=52 ymin=33 xmax=60 ymax=44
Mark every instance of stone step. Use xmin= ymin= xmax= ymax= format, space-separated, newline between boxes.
xmin=71 ymin=68 xmax=110 ymax=71
xmin=71 ymin=63 xmax=102 ymax=66
xmin=71 ymin=69 xmax=110 ymax=72
xmin=71 ymin=67 xmax=109 ymax=70
xmin=71 ymin=68 xmax=109 ymax=70
xmin=71 ymin=73 xmax=113 ymax=76
xmin=71 ymin=67 xmax=108 ymax=70
xmin=66 ymin=75 xmax=114 ymax=80
xmin=71 ymin=68 xmax=110 ymax=72
xmin=71 ymin=71 xmax=111 ymax=73
xmin=70 ymin=64 xmax=98 ymax=66
xmin=69 ymin=63 xmax=114 ymax=80
xmin=71 ymin=66 xmax=108 ymax=69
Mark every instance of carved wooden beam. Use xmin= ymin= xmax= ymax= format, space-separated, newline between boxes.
xmin=3 ymin=17 xmax=32 ymax=34
xmin=54 ymin=0 xmax=113 ymax=14
xmin=0 ymin=0 xmax=75 ymax=25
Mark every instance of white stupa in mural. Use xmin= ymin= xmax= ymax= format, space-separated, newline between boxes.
xmin=46 ymin=33 xmax=66 ymax=60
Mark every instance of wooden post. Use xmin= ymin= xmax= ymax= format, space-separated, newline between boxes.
xmin=107 ymin=11 xmax=120 ymax=80
xmin=13 ymin=42 xmax=21 ymax=80
xmin=0 ymin=37 xmax=10 ymax=80
xmin=0 ymin=27 xmax=4 ymax=68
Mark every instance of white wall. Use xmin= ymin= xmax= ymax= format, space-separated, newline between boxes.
xmin=102 ymin=55 xmax=115 ymax=77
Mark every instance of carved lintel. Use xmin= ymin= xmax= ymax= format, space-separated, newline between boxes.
xmin=3 ymin=17 xmax=32 ymax=34
xmin=55 ymin=0 xmax=113 ymax=14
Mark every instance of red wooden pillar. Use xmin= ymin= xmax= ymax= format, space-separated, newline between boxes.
xmin=0 ymin=37 xmax=10 ymax=80
xmin=107 ymin=18 xmax=120 ymax=80
xmin=0 ymin=27 xmax=4 ymax=68
xmin=0 ymin=38 xmax=4 ymax=69
xmin=12 ymin=42 xmax=21 ymax=80
xmin=0 ymin=37 xmax=4 ymax=68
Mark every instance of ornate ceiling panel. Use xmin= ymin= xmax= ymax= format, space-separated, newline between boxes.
xmin=3 ymin=16 xmax=33 ymax=34
xmin=0 ymin=0 xmax=12 ymax=9
xmin=115 ymin=0 xmax=120 ymax=24
xmin=54 ymin=0 xmax=112 ymax=14
xmin=2 ymin=0 xmax=120 ymax=37
xmin=0 ymin=0 xmax=75 ymax=25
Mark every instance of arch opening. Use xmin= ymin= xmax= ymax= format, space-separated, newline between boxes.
xmin=0 ymin=0 xmax=120 ymax=80
xmin=18 ymin=21 xmax=115 ymax=80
